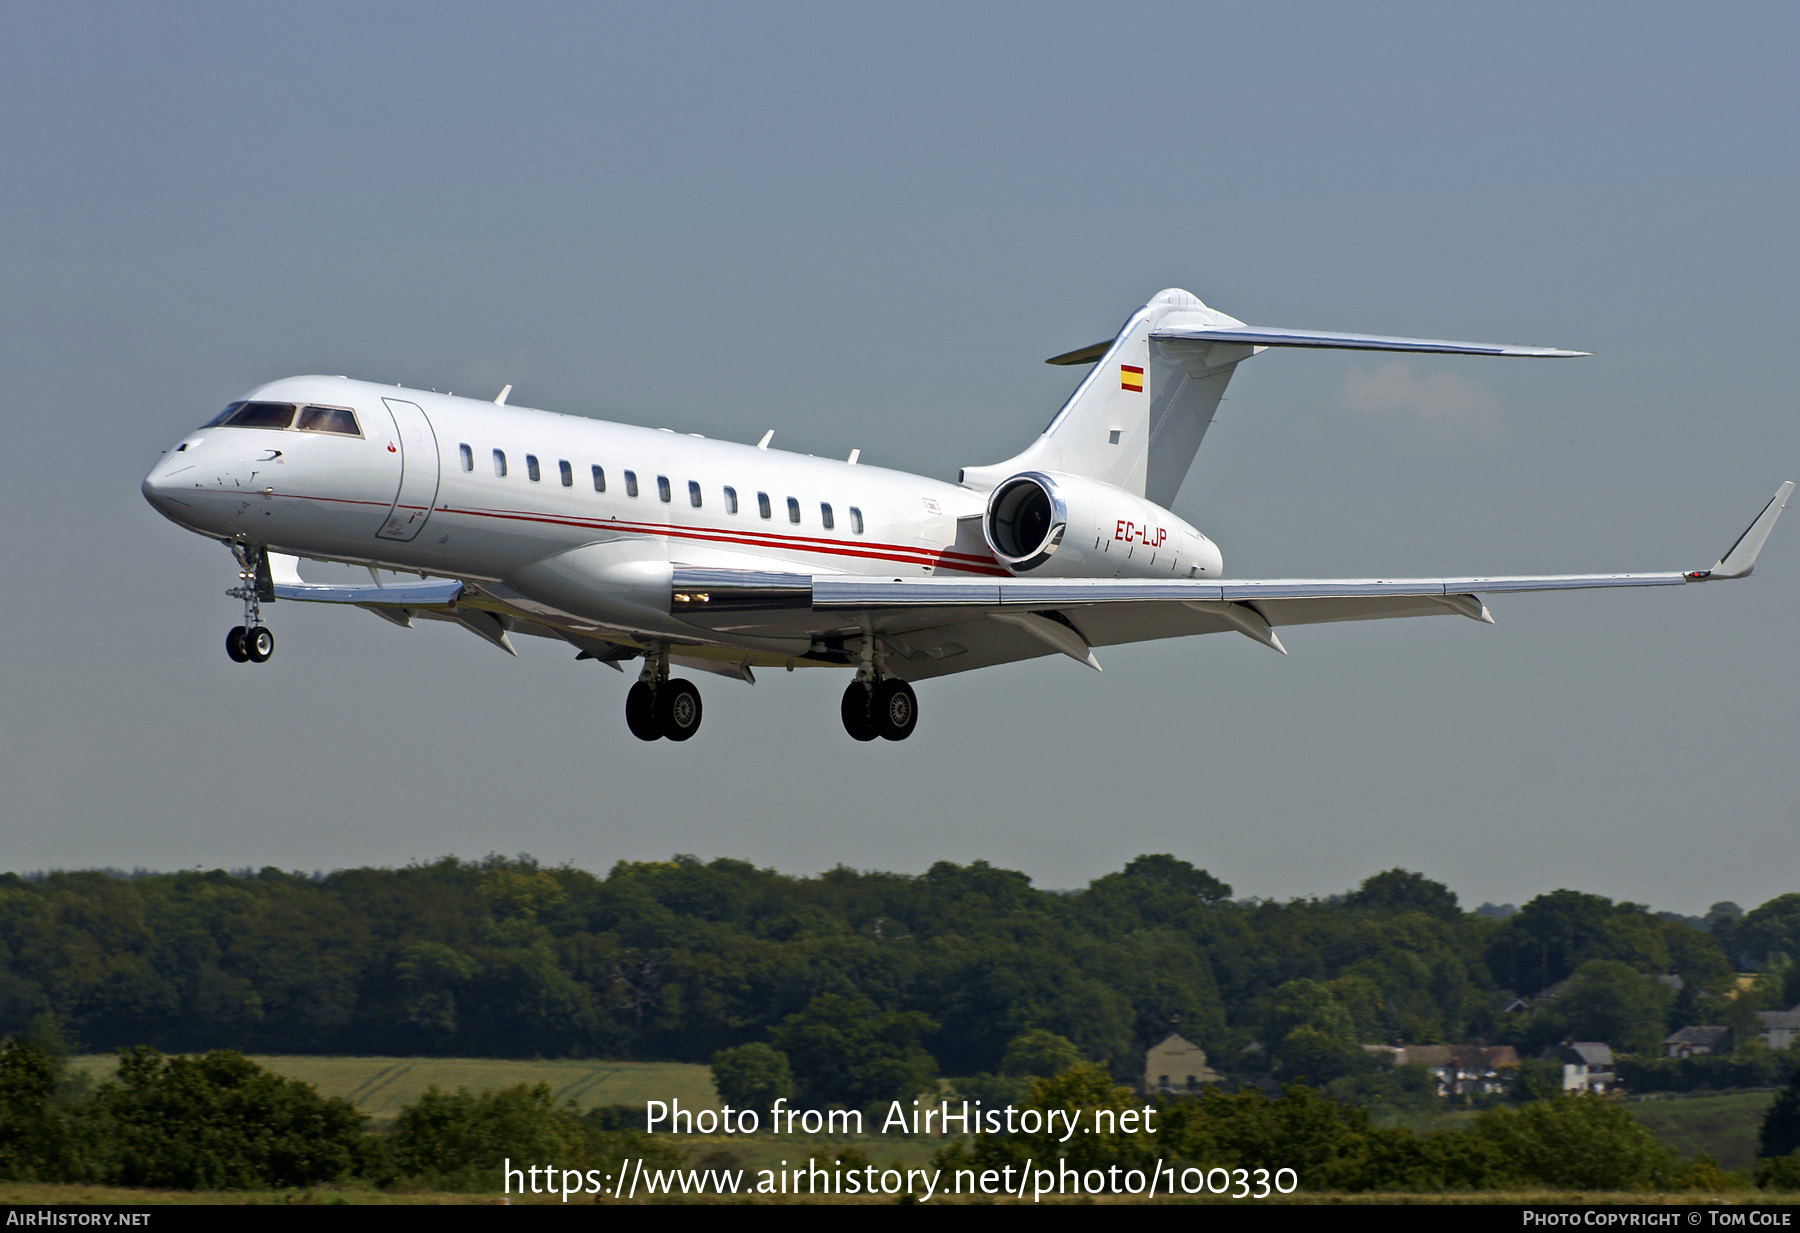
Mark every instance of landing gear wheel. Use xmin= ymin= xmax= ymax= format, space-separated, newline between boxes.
xmin=245 ymin=627 xmax=274 ymax=663
xmin=841 ymin=682 xmax=878 ymax=741
xmin=226 ymin=626 xmax=249 ymax=663
xmin=656 ymin=678 xmax=703 ymax=741
xmin=625 ymin=681 xmax=661 ymax=741
xmin=873 ymin=678 xmax=918 ymax=741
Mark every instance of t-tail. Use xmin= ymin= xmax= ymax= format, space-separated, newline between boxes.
xmin=960 ymin=287 xmax=1587 ymax=505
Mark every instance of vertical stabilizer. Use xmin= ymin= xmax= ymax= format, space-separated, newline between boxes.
xmin=961 ymin=289 xmax=1257 ymax=503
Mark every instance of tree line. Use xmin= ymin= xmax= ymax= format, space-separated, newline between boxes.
xmin=3 ymin=1034 xmax=1799 ymax=1194
xmin=3 ymin=854 xmax=1799 ymax=1087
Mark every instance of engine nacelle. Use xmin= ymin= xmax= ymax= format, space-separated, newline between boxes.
xmin=981 ymin=470 xmax=1222 ymax=579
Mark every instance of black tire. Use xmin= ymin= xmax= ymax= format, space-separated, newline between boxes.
xmin=874 ymin=678 xmax=918 ymax=741
xmin=656 ymin=678 xmax=703 ymax=741
xmin=226 ymin=626 xmax=249 ymax=663
xmin=841 ymin=681 xmax=878 ymax=741
xmin=625 ymin=681 xmax=661 ymax=741
xmin=246 ymin=626 xmax=273 ymax=663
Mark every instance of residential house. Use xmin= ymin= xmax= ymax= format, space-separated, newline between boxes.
xmin=1361 ymin=1043 xmax=1520 ymax=1096
xmin=1664 ymin=1025 xmax=1730 ymax=1058
xmin=1757 ymin=1006 xmax=1800 ymax=1051
xmin=1544 ymin=1042 xmax=1614 ymax=1093
xmin=1143 ymin=1032 xmax=1222 ymax=1094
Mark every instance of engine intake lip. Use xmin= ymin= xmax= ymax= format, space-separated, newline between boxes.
xmin=984 ymin=472 xmax=1067 ymax=572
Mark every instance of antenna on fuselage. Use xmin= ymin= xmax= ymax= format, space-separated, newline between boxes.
xmin=757 ymin=430 xmax=773 ymax=450
xmin=494 ymin=384 xmax=512 ymax=405
xmin=848 ymin=449 xmax=860 ymax=465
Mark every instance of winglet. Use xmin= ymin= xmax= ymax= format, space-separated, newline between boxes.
xmin=1690 ymin=481 xmax=1794 ymax=581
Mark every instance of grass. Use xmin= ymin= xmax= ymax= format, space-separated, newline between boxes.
xmin=1625 ymin=1090 xmax=1777 ymax=1172
xmin=68 ymin=1054 xmax=718 ymax=1123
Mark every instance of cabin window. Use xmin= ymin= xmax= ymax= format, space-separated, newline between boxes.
xmin=559 ymin=459 xmax=573 ymax=487
xmin=493 ymin=449 xmax=508 ymax=477
xmin=787 ymin=497 xmax=801 ymax=525
xmin=217 ymin=401 xmax=296 ymax=430
xmin=849 ymin=506 xmax=864 ymax=534
xmin=688 ymin=480 xmax=702 ymax=508
xmin=724 ymin=486 xmax=738 ymax=514
xmin=657 ymin=475 xmax=671 ymax=503
xmin=820 ymin=502 xmax=835 ymax=530
xmin=296 ymin=405 xmax=361 ymax=436
xmin=592 ymin=465 xmax=606 ymax=492
xmin=757 ymin=492 xmax=771 ymax=519
xmin=459 ymin=444 xmax=473 ymax=472
xmin=624 ymin=470 xmax=638 ymax=497
xmin=526 ymin=454 xmax=541 ymax=482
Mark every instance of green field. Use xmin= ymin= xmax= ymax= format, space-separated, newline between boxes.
xmin=1372 ymin=1090 xmax=1778 ymax=1174
xmin=1625 ymin=1091 xmax=1777 ymax=1172
xmin=69 ymin=1055 xmax=718 ymax=1123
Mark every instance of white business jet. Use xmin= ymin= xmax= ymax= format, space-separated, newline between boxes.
xmin=143 ymin=288 xmax=1791 ymax=744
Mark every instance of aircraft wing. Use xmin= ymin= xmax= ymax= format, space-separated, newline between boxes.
xmin=672 ymin=482 xmax=1793 ymax=678
xmin=263 ymin=482 xmax=1790 ymax=681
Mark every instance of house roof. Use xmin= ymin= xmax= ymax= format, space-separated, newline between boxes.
xmin=1758 ymin=1011 xmax=1800 ymax=1031
xmin=1546 ymin=1042 xmax=1614 ymax=1066
xmin=1387 ymin=1044 xmax=1518 ymax=1072
xmin=1665 ymin=1025 xmax=1730 ymax=1046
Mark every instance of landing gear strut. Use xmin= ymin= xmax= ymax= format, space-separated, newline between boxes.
xmin=625 ymin=644 xmax=704 ymax=742
xmin=840 ymin=634 xmax=917 ymax=742
xmin=225 ymin=543 xmax=275 ymax=665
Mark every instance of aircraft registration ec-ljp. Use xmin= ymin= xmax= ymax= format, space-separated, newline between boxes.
xmin=142 ymin=288 xmax=1792 ymax=744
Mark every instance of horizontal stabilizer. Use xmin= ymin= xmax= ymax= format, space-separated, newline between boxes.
xmin=1148 ymin=326 xmax=1588 ymax=358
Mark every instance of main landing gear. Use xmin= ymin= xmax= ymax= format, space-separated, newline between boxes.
xmin=840 ymin=634 xmax=917 ymax=742
xmin=626 ymin=645 xmax=703 ymax=742
xmin=225 ymin=544 xmax=276 ymax=665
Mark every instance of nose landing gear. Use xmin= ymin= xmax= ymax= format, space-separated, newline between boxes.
xmin=225 ymin=544 xmax=276 ymax=665
xmin=625 ymin=644 xmax=704 ymax=742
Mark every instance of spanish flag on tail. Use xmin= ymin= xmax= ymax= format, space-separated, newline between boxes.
xmin=1120 ymin=364 xmax=1144 ymax=392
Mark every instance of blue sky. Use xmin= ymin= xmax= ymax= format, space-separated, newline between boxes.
xmin=3 ymin=2 xmax=1796 ymax=912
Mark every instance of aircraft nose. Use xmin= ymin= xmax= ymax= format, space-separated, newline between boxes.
xmin=142 ymin=441 xmax=204 ymax=519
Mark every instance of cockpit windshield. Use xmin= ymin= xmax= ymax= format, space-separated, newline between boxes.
xmin=203 ymin=401 xmax=362 ymax=437
xmin=207 ymin=401 xmax=294 ymax=429
xmin=296 ymin=405 xmax=361 ymax=436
